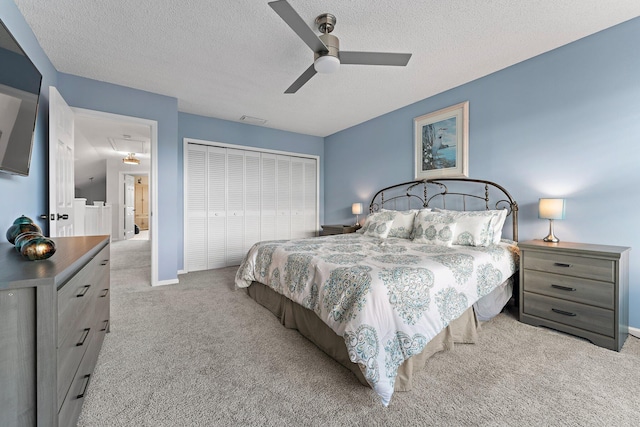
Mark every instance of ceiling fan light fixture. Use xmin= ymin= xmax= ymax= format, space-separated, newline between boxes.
xmin=314 ymin=55 xmax=340 ymax=74
xmin=123 ymin=153 xmax=140 ymax=165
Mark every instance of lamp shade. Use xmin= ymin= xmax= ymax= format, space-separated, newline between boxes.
xmin=314 ymin=55 xmax=340 ymax=74
xmin=538 ymin=198 xmax=565 ymax=220
xmin=352 ymin=203 xmax=363 ymax=215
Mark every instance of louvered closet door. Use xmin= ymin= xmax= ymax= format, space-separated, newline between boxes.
xmin=208 ymin=146 xmax=227 ymax=269
xmin=185 ymin=143 xmax=318 ymax=272
xmin=244 ymin=151 xmax=261 ymax=252
xmin=260 ymin=153 xmax=277 ymax=242
xmin=226 ymin=149 xmax=245 ymax=266
xmin=276 ymin=155 xmax=291 ymax=240
xmin=304 ymin=158 xmax=318 ymax=236
xmin=186 ymin=145 xmax=208 ymax=271
xmin=290 ymin=157 xmax=305 ymax=239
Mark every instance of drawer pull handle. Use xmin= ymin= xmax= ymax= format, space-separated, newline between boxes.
xmin=99 ymin=289 xmax=109 ymax=298
xmin=551 ymin=284 xmax=577 ymax=292
xmin=553 ymin=262 xmax=572 ymax=268
xmin=77 ymin=374 xmax=91 ymax=399
xmin=100 ymin=320 xmax=109 ymax=332
xmin=551 ymin=308 xmax=577 ymax=317
xmin=101 ymin=260 xmax=109 ymax=266
xmin=76 ymin=285 xmax=91 ymax=297
xmin=77 ymin=328 xmax=91 ymax=346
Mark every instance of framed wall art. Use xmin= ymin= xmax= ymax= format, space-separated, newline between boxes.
xmin=414 ymin=101 xmax=469 ymax=179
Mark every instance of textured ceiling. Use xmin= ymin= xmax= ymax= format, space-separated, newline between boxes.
xmin=13 ymin=0 xmax=640 ymax=137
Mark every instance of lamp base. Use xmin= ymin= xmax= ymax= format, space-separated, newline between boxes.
xmin=542 ymin=219 xmax=560 ymax=243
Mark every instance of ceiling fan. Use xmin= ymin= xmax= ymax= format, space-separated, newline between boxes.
xmin=268 ymin=0 xmax=412 ymax=93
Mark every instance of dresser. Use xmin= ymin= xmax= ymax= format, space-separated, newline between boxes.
xmin=0 ymin=235 xmax=110 ymax=427
xmin=518 ymin=240 xmax=630 ymax=351
xmin=320 ymin=224 xmax=361 ymax=236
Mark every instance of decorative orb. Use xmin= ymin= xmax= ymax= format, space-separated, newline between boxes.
xmin=14 ymin=231 xmax=43 ymax=252
xmin=6 ymin=222 xmax=42 ymax=244
xmin=21 ymin=237 xmax=56 ymax=261
xmin=13 ymin=215 xmax=35 ymax=225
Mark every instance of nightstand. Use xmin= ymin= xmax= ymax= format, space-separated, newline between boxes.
xmin=519 ymin=240 xmax=630 ymax=351
xmin=321 ymin=224 xmax=361 ymax=236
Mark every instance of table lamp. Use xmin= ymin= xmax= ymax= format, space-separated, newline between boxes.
xmin=538 ymin=198 xmax=565 ymax=243
xmin=352 ymin=203 xmax=363 ymax=226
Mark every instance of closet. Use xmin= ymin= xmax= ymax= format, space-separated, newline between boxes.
xmin=185 ymin=142 xmax=318 ymax=272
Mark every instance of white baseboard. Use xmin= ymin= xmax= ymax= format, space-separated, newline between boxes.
xmin=177 ymin=269 xmax=187 ymax=275
xmin=153 ymin=278 xmax=179 ymax=287
xmin=629 ymin=326 xmax=640 ymax=339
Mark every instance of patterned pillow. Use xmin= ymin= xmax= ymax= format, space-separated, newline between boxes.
xmin=411 ymin=211 xmax=457 ymax=246
xmin=433 ymin=209 xmax=497 ymax=247
xmin=361 ymin=219 xmax=395 ymax=239
xmin=381 ymin=209 xmax=419 ymax=239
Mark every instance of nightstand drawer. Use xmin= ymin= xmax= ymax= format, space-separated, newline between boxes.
xmin=523 ymin=270 xmax=614 ymax=309
xmin=523 ymin=252 xmax=615 ymax=283
xmin=523 ymin=292 xmax=614 ymax=337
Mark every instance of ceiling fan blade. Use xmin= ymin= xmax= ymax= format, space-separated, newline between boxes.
xmin=269 ymin=0 xmax=328 ymax=53
xmin=339 ymin=51 xmax=412 ymax=66
xmin=285 ymin=64 xmax=317 ymax=93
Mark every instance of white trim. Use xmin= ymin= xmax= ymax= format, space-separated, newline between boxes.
xmin=154 ymin=278 xmax=179 ymax=287
xmin=177 ymin=269 xmax=187 ymax=275
xmin=183 ymin=138 xmax=320 ymax=273
xmin=71 ymin=107 xmax=159 ymax=287
xmin=184 ymin=137 xmax=320 ymax=161
xmin=629 ymin=326 xmax=640 ymax=339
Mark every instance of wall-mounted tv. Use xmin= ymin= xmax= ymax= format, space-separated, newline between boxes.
xmin=0 ymin=18 xmax=42 ymax=176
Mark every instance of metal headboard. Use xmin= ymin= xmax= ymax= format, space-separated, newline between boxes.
xmin=369 ymin=178 xmax=519 ymax=241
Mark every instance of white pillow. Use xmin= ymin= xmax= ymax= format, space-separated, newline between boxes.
xmin=490 ymin=209 xmax=508 ymax=244
xmin=433 ymin=209 xmax=496 ymax=247
xmin=412 ymin=211 xmax=457 ymax=246
xmin=362 ymin=219 xmax=394 ymax=239
xmin=381 ymin=209 xmax=419 ymax=239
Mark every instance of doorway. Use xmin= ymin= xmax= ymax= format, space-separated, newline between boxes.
xmin=71 ymin=107 xmax=159 ymax=285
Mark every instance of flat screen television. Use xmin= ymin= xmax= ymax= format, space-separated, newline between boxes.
xmin=0 ymin=18 xmax=42 ymax=176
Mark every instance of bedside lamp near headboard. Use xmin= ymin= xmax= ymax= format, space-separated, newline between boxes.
xmin=538 ymin=198 xmax=565 ymax=243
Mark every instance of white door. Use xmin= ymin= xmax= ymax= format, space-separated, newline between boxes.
xmin=48 ymin=87 xmax=75 ymax=236
xmin=226 ymin=148 xmax=245 ymax=265
xmin=124 ymin=175 xmax=135 ymax=240
xmin=208 ymin=146 xmax=227 ymax=268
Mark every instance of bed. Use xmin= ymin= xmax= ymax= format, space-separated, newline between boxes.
xmin=235 ymin=178 xmax=519 ymax=406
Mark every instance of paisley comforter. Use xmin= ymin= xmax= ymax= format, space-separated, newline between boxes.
xmin=235 ymin=234 xmax=519 ymax=406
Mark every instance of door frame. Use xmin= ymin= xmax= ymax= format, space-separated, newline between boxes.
xmin=71 ymin=107 xmax=160 ymax=286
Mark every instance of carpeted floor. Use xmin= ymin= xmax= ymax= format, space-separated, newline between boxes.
xmin=77 ymin=239 xmax=640 ymax=426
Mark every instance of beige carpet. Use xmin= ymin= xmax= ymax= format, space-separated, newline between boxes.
xmin=77 ymin=239 xmax=640 ymax=426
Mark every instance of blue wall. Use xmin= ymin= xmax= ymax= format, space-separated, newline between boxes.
xmin=177 ymin=112 xmax=325 ymax=271
xmin=325 ymin=17 xmax=640 ymax=328
xmin=0 ymin=0 xmax=57 ymax=233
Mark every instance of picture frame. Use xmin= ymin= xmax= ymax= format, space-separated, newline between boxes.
xmin=414 ymin=101 xmax=469 ymax=179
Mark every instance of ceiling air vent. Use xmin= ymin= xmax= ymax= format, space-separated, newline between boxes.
xmin=239 ymin=115 xmax=267 ymax=125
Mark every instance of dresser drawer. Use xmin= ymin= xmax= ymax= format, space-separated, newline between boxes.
xmin=523 ymin=251 xmax=615 ymax=283
xmin=57 ymin=318 xmax=97 ymax=410
xmin=58 ymin=324 xmax=105 ymax=427
xmin=523 ymin=270 xmax=614 ymax=309
xmin=523 ymin=292 xmax=614 ymax=337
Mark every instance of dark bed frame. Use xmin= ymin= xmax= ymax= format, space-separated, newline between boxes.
xmin=368 ymin=177 xmax=519 ymax=242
